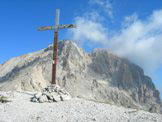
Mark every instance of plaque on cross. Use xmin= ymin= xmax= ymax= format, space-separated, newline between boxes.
xmin=38 ymin=9 xmax=76 ymax=84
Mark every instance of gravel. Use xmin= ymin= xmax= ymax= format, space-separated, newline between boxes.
xmin=0 ymin=91 xmax=161 ymax=122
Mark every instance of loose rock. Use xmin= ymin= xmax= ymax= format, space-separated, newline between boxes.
xmin=34 ymin=92 xmax=42 ymax=99
xmin=31 ymin=97 xmax=38 ymax=102
xmin=38 ymin=95 xmax=48 ymax=103
xmin=60 ymin=94 xmax=71 ymax=101
xmin=0 ymin=95 xmax=12 ymax=103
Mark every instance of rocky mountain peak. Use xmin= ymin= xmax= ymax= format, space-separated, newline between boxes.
xmin=0 ymin=40 xmax=161 ymax=113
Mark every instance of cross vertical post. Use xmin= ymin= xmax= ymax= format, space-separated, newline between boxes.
xmin=52 ymin=9 xmax=60 ymax=84
xmin=37 ymin=9 xmax=76 ymax=85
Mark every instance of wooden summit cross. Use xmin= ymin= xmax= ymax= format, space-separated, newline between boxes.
xmin=38 ymin=9 xmax=76 ymax=84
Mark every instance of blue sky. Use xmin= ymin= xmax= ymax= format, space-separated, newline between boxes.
xmin=0 ymin=0 xmax=162 ymax=97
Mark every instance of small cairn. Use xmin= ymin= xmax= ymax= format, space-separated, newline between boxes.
xmin=31 ymin=85 xmax=71 ymax=103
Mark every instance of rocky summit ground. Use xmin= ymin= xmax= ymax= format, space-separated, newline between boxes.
xmin=0 ymin=91 xmax=162 ymax=122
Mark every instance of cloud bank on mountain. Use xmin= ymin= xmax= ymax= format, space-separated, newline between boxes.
xmin=68 ymin=0 xmax=162 ymax=76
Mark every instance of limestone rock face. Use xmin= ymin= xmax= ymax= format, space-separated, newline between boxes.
xmin=0 ymin=40 xmax=161 ymax=113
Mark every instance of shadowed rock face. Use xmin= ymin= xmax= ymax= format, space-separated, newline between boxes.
xmin=0 ymin=40 xmax=161 ymax=113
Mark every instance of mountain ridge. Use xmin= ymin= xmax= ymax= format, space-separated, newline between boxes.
xmin=0 ymin=40 xmax=161 ymax=113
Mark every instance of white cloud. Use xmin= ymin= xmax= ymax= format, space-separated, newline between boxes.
xmin=122 ymin=13 xmax=138 ymax=28
xmin=110 ymin=10 xmax=162 ymax=73
xmin=69 ymin=16 xmax=108 ymax=46
xmin=89 ymin=0 xmax=113 ymax=18
xmin=69 ymin=9 xmax=162 ymax=76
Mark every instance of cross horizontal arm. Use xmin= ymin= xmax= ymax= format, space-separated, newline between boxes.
xmin=59 ymin=24 xmax=77 ymax=29
xmin=38 ymin=24 xmax=77 ymax=31
xmin=38 ymin=26 xmax=55 ymax=31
